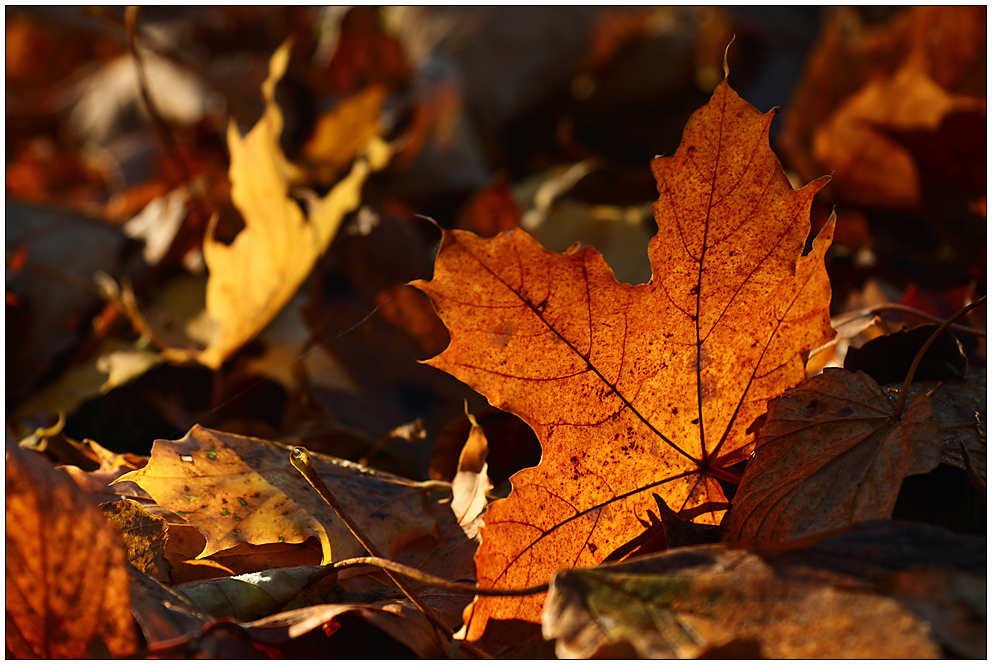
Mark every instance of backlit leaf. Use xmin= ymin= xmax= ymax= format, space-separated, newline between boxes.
xmin=413 ymin=66 xmax=834 ymax=641
xmin=6 ymin=442 xmax=137 ymax=658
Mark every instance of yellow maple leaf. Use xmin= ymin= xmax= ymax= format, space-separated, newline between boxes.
xmin=182 ymin=42 xmax=390 ymax=369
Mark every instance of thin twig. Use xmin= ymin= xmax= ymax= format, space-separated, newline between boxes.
xmin=831 ymin=302 xmax=986 ymax=338
xmin=124 ymin=6 xmax=192 ymax=183
xmin=86 ymin=5 xmax=251 ymax=123
xmin=330 ymin=556 xmax=549 ymax=597
xmin=892 ymin=296 xmax=986 ymax=420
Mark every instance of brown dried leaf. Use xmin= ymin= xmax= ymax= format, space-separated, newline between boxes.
xmin=722 ymin=368 xmax=942 ymax=542
xmin=812 ymin=58 xmax=984 ymax=208
xmin=243 ymin=600 xmax=446 ymax=658
xmin=885 ymin=371 xmax=986 ymax=480
xmin=102 ymin=499 xmax=170 ymax=583
xmin=5 ymin=442 xmax=137 ymax=658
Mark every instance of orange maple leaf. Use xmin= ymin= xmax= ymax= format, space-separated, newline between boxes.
xmin=412 ymin=67 xmax=835 ymax=644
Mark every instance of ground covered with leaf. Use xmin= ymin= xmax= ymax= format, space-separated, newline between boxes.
xmin=6 ymin=7 xmax=986 ymax=659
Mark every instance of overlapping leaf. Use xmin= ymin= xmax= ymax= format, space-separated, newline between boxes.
xmin=413 ymin=68 xmax=835 ymax=642
xmin=116 ymin=425 xmax=436 ymax=564
xmin=722 ymin=368 xmax=942 ymax=542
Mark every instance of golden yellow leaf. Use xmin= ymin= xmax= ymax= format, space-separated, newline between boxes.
xmin=190 ymin=41 xmax=391 ymax=369
xmin=303 ymin=85 xmax=388 ymax=183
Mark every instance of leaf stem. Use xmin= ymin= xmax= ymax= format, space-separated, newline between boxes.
xmin=831 ymin=302 xmax=986 ymax=338
xmin=290 ymin=446 xmax=490 ymax=659
xmin=891 ymin=296 xmax=986 ymax=420
xmin=704 ymin=464 xmax=741 ymax=485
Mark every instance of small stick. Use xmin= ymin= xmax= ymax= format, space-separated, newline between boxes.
xmin=330 ymin=556 xmax=549 ymax=597
xmin=830 ymin=302 xmax=986 ymax=338
xmin=124 ymin=6 xmax=191 ymax=183
xmin=892 ymin=296 xmax=986 ymax=420
xmin=290 ymin=446 xmax=491 ymax=659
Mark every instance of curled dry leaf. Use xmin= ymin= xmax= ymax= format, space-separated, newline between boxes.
xmin=412 ymin=68 xmax=834 ymax=642
xmin=115 ymin=425 xmax=437 ymax=564
xmin=542 ymin=521 xmax=982 ymax=659
xmin=448 ymin=411 xmax=493 ymax=539
xmin=5 ymin=442 xmax=137 ymax=658
xmin=410 ymin=411 xmax=494 ymax=626
xmin=722 ymin=368 xmax=942 ymax=543
xmin=186 ymin=41 xmax=391 ymax=369
xmin=242 ymin=599 xmax=446 ymax=659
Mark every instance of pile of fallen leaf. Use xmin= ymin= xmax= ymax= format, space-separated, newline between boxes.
xmin=6 ymin=7 xmax=986 ymax=659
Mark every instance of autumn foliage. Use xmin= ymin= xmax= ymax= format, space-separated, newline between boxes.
xmin=414 ymin=65 xmax=836 ymax=640
xmin=6 ymin=7 xmax=986 ymax=660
